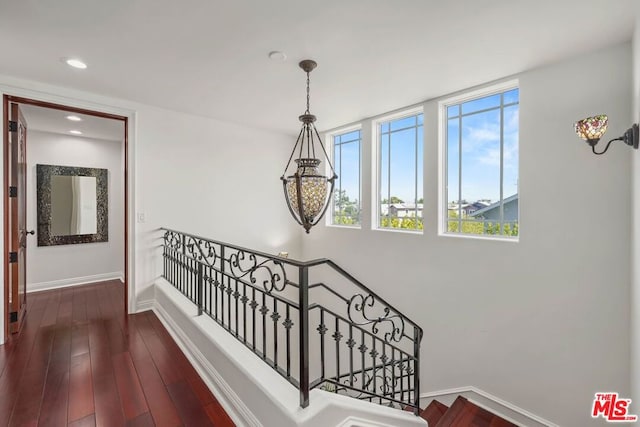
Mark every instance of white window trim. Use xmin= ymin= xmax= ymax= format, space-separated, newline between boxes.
xmin=371 ymin=106 xmax=424 ymax=233
xmin=325 ymin=124 xmax=363 ymax=229
xmin=437 ymin=79 xmax=519 ymax=241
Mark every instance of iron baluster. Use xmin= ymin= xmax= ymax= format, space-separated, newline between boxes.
xmin=192 ymin=258 xmax=196 ymax=302
xmin=371 ymin=338 xmax=376 ymax=397
xmin=252 ymin=288 xmax=257 ymax=351
xmin=348 ymin=325 xmax=354 ymax=388
xmin=214 ymin=270 xmax=219 ymax=320
xmin=299 ymin=266 xmax=309 ymax=408
xmin=382 ymin=343 xmax=387 ymax=398
xmin=235 ymin=279 xmax=239 ymax=337
xmin=413 ymin=327 xmax=420 ymax=416
xmin=334 ymin=317 xmax=340 ymax=386
xmin=360 ymin=330 xmax=366 ymax=394
xmin=286 ymin=304 xmax=291 ymax=378
xmin=187 ymin=257 xmax=191 ymax=300
xmin=319 ymin=308 xmax=325 ymax=381
xmin=181 ymin=234 xmax=186 ymax=295
xmin=227 ymin=273 xmax=232 ymax=329
xmin=220 ymin=246 xmax=225 ymax=326
xmin=273 ymin=298 xmax=279 ymax=369
xmin=178 ymin=252 xmax=183 ymax=294
xmin=197 ymin=262 xmax=203 ymax=315
xmin=220 ymin=277 xmax=225 ymax=327
xmin=182 ymin=253 xmax=186 ymax=295
xmin=261 ymin=293 xmax=267 ymax=360
xmin=391 ymin=348 xmax=396 ymax=402
xmin=208 ymin=265 xmax=213 ymax=315
xmin=399 ymin=357 xmax=405 ymax=404
xmin=190 ymin=258 xmax=194 ymax=302
xmin=176 ymin=251 xmax=180 ymax=293
xmin=243 ymin=283 xmax=247 ymax=344
xmin=163 ymin=241 xmax=167 ymax=280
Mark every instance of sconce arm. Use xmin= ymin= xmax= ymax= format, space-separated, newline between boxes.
xmin=592 ymin=124 xmax=639 ymax=155
xmin=591 ymin=138 xmax=618 ymax=155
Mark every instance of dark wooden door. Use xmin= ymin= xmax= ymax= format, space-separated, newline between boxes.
xmin=9 ymin=103 xmax=28 ymax=333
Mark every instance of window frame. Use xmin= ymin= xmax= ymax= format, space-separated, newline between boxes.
xmin=326 ymin=124 xmax=363 ymax=229
xmin=438 ymin=80 xmax=520 ymax=242
xmin=372 ymin=106 xmax=424 ymax=234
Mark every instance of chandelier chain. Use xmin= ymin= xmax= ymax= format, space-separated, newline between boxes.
xmin=306 ymin=72 xmax=310 ymax=114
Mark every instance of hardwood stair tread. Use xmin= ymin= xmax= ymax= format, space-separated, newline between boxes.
xmin=434 ymin=396 xmax=517 ymax=427
xmin=420 ymin=399 xmax=448 ymax=425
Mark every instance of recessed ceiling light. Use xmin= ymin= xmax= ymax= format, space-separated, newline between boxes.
xmin=65 ymin=58 xmax=87 ymax=69
xmin=69 ymin=130 xmax=83 ymax=135
xmin=268 ymin=51 xmax=287 ymax=62
xmin=66 ymin=115 xmax=82 ymax=122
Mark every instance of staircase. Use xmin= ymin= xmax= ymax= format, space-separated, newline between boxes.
xmin=414 ymin=396 xmax=518 ymax=426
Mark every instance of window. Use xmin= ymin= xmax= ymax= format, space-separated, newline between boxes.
xmin=331 ymin=129 xmax=361 ymax=226
xmin=443 ymin=84 xmax=519 ymax=238
xmin=376 ymin=110 xmax=423 ymax=231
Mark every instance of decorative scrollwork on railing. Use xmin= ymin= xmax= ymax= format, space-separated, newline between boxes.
xmin=333 ymin=362 xmax=402 ymax=401
xmin=164 ymin=230 xmax=183 ymax=251
xmin=363 ymin=364 xmax=401 ymax=397
xmin=227 ymin=248 xmax=288 ymax=293
xmin=347 ymin=294 xmax=406 ymax=343
xmin=184 ymin=236 xmax=218 ymax=266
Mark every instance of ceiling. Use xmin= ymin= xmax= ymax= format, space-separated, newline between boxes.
xmin=19 ymin=104 xmax=124 ymax=142
xmin=0 ymin=0 xmax=636 ymax=135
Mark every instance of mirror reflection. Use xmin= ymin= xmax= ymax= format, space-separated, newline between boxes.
xmin=50 ymin=175 xmax=97 ymax=236
xmin=37 ymin=164 xmax=108 ymax=246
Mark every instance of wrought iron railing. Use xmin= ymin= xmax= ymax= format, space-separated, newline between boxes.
xmin=161 ymin=228 xmax=423 ymax=414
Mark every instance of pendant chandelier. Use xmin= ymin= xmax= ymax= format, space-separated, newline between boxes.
xmin=281 ymin=60 xmax=337 ymax=233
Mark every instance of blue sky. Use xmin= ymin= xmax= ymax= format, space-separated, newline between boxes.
xmin=333 ymin=89 xmax=519 ymax=207
xmin=447 ymin=89 xmax=519 ymax=203
xmin=379 ymin=115 xmax=423 ymax=203
xmin=333 ymin=130 xmax=361 ymax=206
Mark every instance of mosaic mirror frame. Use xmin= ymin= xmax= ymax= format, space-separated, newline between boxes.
xmin=36 ymin=164 xmax=108 ymax=246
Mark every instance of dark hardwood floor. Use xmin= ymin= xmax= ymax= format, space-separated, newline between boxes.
xmin=0 ymin=280 xmax=235 ymax=427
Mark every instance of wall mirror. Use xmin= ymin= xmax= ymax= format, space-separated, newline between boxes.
xmin=37 ymin=164 xmax=108 ymax=246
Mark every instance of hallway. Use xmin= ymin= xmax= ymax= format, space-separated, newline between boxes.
xmin=0 ymin=280 xmax=235 ymax=426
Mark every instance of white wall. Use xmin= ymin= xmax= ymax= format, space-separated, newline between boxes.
xmin=26 ymin=130 xmax=124 ymax=290
xmin=303 ymin=43 xmax=632 ymax=427
xmin=134 ymin=102 xmax=304 ymax=304
xmin=631 ymin=5 xmax=640 ymax=415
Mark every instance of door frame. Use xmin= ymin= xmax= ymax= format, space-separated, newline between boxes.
xmin=2 ymin=94 xmax=132 ymax=342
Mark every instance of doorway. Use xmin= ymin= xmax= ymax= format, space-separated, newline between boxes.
xmin=3 ymin=95 xmax=129 ymax=340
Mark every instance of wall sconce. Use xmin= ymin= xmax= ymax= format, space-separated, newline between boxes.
xmin=574 ymin=114 xmax=639 ymax=155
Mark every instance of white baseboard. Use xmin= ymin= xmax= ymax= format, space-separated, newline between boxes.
xmin=152 ymin=296 xmax=261 ymax=427
xmin=28 ymin=271 xmax=124 ymax=293
xmin=420 ymin=386 xmax=558 ymax=427
xmin=136 ymin=299 xmax=154 ymax=313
